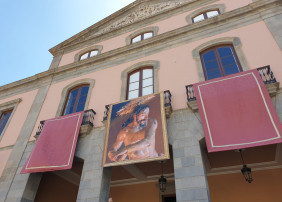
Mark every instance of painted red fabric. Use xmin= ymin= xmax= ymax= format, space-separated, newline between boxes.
xmin=21 ymin=112 xmax=84 ymax=173
xmin=194 ymin=70 xmax=282 ymax=152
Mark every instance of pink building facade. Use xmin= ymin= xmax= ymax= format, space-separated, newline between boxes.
xmin=0 ymin=0 xmax=282 ymax=201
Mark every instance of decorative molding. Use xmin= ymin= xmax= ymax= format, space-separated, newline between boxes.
xmin=74 ymin=45 xmax=103 ymax=62
xmin=192 ymin=37 xmax=249 ymax=81
xmin=125 ymin=26 xmax=159 ymax=45
xmin=120 ymin=60 xmax=160 ymax=101
xmin=186 ymin=4 xmax=226 ymax=24
xmin=55 ymin=78 xmax=95 ymax=117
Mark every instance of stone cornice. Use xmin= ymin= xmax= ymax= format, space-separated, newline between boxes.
xmin=1 ymin=0 xmax=281 ymax=99
xmin=49 ymin=0 xmax=216 ymax=56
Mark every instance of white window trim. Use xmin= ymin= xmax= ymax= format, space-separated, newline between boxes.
xmin=74 ymin=45 xmax=103 ymax=62
xmin=125 ymin=26 xmax=159 ymax=45
xmin=120 ymin=60 xmax=160 ymax=101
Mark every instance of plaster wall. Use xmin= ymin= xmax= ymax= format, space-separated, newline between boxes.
xmin=0 ymin=90 xmax=38 ymax=147
xmin=0 ymin=149 xmax=11 ymax=177
xmin=208 ymin=168 xmax=282 ymax=202
xmin=31 ymin=21 xmax=282 ymax=138
xmin=58 ymin=0 xmax=253 ymax=67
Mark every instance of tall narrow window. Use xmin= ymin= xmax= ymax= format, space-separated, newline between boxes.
xmin=131 ymin=32 xmax=153 ymax=44
xmin=127 ymin=67 xmax=154 ymax=99
xmin=0 ymin=109 xmax=12 ymax=137
xmin=63 ymin=85 xmax=89 ymax=115
xmin=200 ymin=45 xmax=242 ymax=80
xmin=192 ymin=10 xmax=220 ymax=23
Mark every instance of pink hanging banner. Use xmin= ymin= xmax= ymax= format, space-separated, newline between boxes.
xmin=21 ymin=112 xmax=84 ymax=173
xmin=194 ymin=70 xmax=282 ymax=152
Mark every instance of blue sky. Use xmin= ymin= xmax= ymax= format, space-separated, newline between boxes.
xmin=0 ymin=0 xmax=135 ymax=86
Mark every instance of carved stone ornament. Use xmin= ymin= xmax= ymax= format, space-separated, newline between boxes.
xmin=78 ymin=0 xmax=193 ymax=42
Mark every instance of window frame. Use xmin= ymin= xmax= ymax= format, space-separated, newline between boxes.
xmin=192 ymin=9 xmax=220 ymax=23
xmin=200 ymin=44 xmax=243 ymax=80
xmin=74 ymin=45 xmax=103 ymax=62
xmin=0 ymin=98 xmax=21 ymax=141
xmin=131 ymin=32 xmax=154 ymax=44
xmin=126 ymin=66 xmax=154 ymax=99
xmin=125 ymin=27 xmax=159 ymax=45
xmin=56 ymin=79 xmax=95 ymax=117
xmin=79 ymin=49 xmax=99 ymax=61
xmin=62 ymin=84 xmax=90 ymax=115
xmin=0 ymin=109 xmax=13 ymax=137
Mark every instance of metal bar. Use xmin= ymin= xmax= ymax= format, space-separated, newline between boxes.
xmin=186 ymin=85 xmax=196 ymax=102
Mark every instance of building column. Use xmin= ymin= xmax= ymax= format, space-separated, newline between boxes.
xmin=76 ymin=127 xmax=112 ymax=202
xmin=0 ymin=85 xmax=50 ymax=202
xmin=167 ymin=109 xmax=210 ymax=202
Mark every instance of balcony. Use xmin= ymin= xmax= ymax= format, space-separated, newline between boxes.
xmin=186 ymin=66 xmax=280 ymax=112
xmin=102 ymin=90 xmax=173 ymax=124
xmin=34 ymin=109 xmax=96 ymax=139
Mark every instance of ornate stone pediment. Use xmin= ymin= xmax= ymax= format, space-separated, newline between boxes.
xmin=50 ymin=0 xmax=194 ymax=53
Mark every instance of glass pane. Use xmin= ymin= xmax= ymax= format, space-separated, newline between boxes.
xmin=142 ymin=69 xmax=153 ymax=79
xmin=69 ymin=89 xmax=79 ymax=99
xmin=80 ymin=53 xmax=88 ymax=60
xmin=76 ymin=104 xmax=85 ymax=112
xmin=224 ymin=64 xmax=240 ymax=75
xmin=202 ymin=50 xmax=216 ymax=61
xmin=128 ymin=90 xmax=139 ymax=99
xmin=207 ymin=10 xmax=219 ymax=18
xmin=129 ymin=72 xmax=140 ymax=83
xmin=143 ymin=78 xmax=153 ymax=87
xmin=193 ymin=14 xmax=204 ymax=22
xmin=80 ymin=86 xmax=89 ymax=95
xmin=129 ymin=82 xmax=139 ymax=91
xmin=132 ymin=35 xmax=141 ymax=43
xmin=78 ymin=96 xmax=87 ymax=104
xmin=144 ymin=32 xmax=153 ymax=39
xmin=218 ymin=47 xmax=233 ymax=57
xmin=221 ymin=55 xmax=236 ymax=66
xmin=142 ymin=86 xmax=153 ymax=96
xmin=69 ymin=98 xmax=76 ymax=106
xmin=65 ymin=106 xmax=74 ymax=115
xmin=90 ymin=50 xmax=98 ymax=57
xmin=206 ymin=69 xmax=222 ymax=80
xmin=204 ymin=60 xmax=219 ymax=70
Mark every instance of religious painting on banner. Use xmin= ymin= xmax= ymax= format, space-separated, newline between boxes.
xmin=194 ymin=69 xmax=282 ymax=153
xmin=102 ymin=92 xmax=169 ymax=167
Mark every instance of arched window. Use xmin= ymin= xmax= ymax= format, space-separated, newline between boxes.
xmin=63 ymin=85 xmax=90 ymax=115
xmin=127 ymin=67 xmax=154 ymax=99
xmin=192 ymin=10 xmax=220 ymax=23
xmin=0 ymin=109 xmax=12 ymax=137
xmin=200 ymin=45 xmax=242 ymax=80
xmin=131 ymin=32 xmax=153 ymax=44
xmin=79 ymin=50 xmax=99 ymax=61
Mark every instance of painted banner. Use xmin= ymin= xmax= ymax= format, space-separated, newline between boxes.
xmin=194 ymin=69 xmax=282 ymax=152
xmin=21 ymin=112 xmax=84 ymax=173
xmin=102 ymin=93 xmax=169 ymax=167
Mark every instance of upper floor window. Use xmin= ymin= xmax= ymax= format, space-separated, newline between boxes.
xmin=79 ymin=50 xmax=99 ymax=61
xmin=192 ymin=10 xmax=220 ymax=23
xmin=0 ymin=109 xmax=12 ymax=137
xmin=200 ymin=45 xmax=242 ymax=80
xmin=131 ymin=32 xmax=153 ymax=44
xmin=63 ymin=85 xmax=89 ymax=115
xmin=127 ymin=67 xmax=154 ymax=99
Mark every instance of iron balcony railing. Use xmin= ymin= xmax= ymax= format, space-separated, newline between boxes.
xmin=186 ymin=65 xmax=277 ymax=103
xmin=35 ymin=109 xmax=96 ymax=136
xmin=103 ymin=90 xmax=172 ymax=121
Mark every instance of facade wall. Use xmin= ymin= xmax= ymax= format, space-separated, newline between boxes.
xmin=0 ymin=0 xmax=281 ymax=201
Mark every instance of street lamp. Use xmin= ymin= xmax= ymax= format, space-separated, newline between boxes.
xmin=239 ymin=149 xmax=253 ymax=183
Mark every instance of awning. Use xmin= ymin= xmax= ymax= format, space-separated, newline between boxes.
xmin=21 ymin=112 xmax=84 ymax=173
xmin=194 ymin=70 xmax=282 ymax=152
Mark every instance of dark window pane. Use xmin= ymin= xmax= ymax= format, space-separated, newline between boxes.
xmin=206 ymin=69 xmax=221 ymax=80
xmin=81 ymin=86 xmax=89 ymax=95
xmin=202 ymin=50 xmax=216 ymax=61
xmin=0 ymin=111 xmax=12 ymax=135
xmin=65 ymin=106 xmax=74 ymax=115
xmin=218 ymin=47 xmax=233 ymax=57
xmin=76 ymin=104 xmax=85 ymax=112
xmin=69 ymin=89 xmax=79 ymax=99
xmin=224 ymin=64 xmax=240 ymax=75
xmin=78 ymin=96 xmax=87 ymax=104
xmin=220 ymin=55 xmax=236 ymax=66
xmin=204 ymin=60 xmax=219 ymax=70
